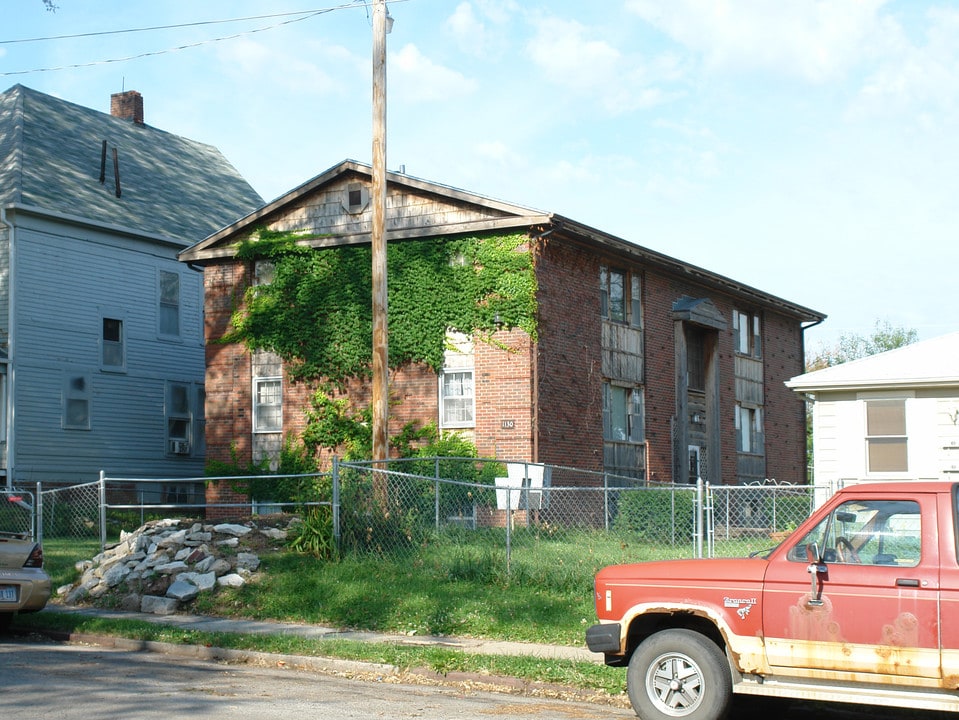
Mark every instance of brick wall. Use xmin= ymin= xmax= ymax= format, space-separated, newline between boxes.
xmin=475 ymin=328 xmax=533 ymax=460
xmin=201 ymin=236 xmax=811 ymax=518
xmin=204 ymin=261 xmax=252 ymax=467
xmin=759 ymin=312 xmax=807 ymax=485
xmin=534 ymin=238 xmax=605 ymax=474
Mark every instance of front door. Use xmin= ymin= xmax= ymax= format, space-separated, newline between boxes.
xmin=762 ymin=493 xmax=940 ymax=679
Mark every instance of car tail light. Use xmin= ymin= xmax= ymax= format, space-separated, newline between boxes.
xmin=24 ymin=543 xmax=43 ymax=568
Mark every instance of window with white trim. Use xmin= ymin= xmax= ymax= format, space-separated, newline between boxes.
xmin=866 ymin=399 xmax=908 ymax=472
xmin=733 ymin=309 xmax=761 ymax=358
xmin=159 ymin=270 xmax=180 ymax=337
xmin=439 ymin=332 xmax=474 ymax=429
xmin=102 ymin=317 xmax=124 ymax=369
xmin=736 ymin=404 xmax=763 ymax=454
xmin=63 ymin=374 xmax=91 ymax=430
xmin=166 ymin=381 xmax=191 ymax=454
xmin=254 ymin=377 xmax=283 ymax=433
xmin=603 ymin=384 xmax=645 ymax=443
xmin=440 ymin=370 xmax=474 ymax=428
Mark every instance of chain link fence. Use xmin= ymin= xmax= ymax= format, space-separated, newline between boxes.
xmin=29 ymin=460 xmax=830 ymax=574
xmin=1 ymin=488 xmax=37 ymax=539
xmin=333 ymin=459 xmax=826 ymax=566
xmin=39 ymin=481 xmax=101 ymax=541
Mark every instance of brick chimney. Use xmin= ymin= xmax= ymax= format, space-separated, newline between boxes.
xmin=110 ymin=90 xmax=144 ymax=124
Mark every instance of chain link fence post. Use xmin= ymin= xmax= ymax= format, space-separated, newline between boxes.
xmin=99 ymin=470 xmax=107 ymax=550
xmin=332 ymin=456 xmax=341 ymax=552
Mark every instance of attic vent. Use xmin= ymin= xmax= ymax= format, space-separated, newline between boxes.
xmin=342 ymin=183 xmax=370 ymax=215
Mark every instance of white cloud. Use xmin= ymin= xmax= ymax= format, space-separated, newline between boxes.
xmin=625 ymin=0 xmax=888 ymax=83
xmin=445 ymin=1 xmax=518 ymax=58
xmin=475 ymin=140 xmax=521 ymax=165
xmin=390 ymin=43 xmax=477 ymax=103
xmin=215 ymin=38 xmax=355 ymax=96
xmin=525 ymin=15 xmax=681 ymax=114
xmin=849 ymin=7 xmax=959 ymax=123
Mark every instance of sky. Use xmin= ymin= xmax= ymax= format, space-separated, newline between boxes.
xmin=3 ymin=0 xmax=958 ymax=354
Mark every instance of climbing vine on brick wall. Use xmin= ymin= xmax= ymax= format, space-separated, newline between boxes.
xmin=225 ymin=229 xmax=537 ymax=384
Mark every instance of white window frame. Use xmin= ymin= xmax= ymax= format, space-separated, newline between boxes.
xmin=253 ymin=377 xmax=283 ymax=433
xmin=63 ymin=374 xmax=92 ymax=430
xmin=736 ymin=404 xmax=763 ymax=454
xmin=439 ymin=369 xmax=475 ymax=429
xmin=101 ymin=316 xmax=125 ymax=371
xmin=166 ymin=381 xmax=192 ymax=455
xmin=159 ymin=269 xmax=181 ymax=338
xmin=865 ymin=398 xmax=908 ymax=473
xmin=603 ymin=383 xmax=645 ymax=444
xmin=733 ymin=309 xmax=761 ymax=358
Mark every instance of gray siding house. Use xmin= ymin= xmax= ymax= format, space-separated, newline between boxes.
xmin=0 ymin=84 xmax=262 ymax=489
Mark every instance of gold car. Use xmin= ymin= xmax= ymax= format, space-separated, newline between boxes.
xmin=0 ymin=529 xmax=51 ymax=631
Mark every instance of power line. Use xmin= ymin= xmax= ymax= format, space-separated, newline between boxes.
xmin=0 ymin=4 xmax=372 ymax=45
xmin=0 ymin=1 xmax=404 ymax=77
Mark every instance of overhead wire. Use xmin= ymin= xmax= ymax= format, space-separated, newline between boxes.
xmin=0 ymin=1 xmax=402 ymax=77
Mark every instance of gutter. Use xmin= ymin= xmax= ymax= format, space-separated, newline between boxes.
xmin=1 ymin=208 xmax=14 ymax=489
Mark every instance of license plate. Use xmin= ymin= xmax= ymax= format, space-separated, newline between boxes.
xmin=0 ymin=585 xmax=17 ymax=603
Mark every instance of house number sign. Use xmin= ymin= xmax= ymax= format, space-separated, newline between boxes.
xmin=501 ymin=419 xmax=515 ymax=429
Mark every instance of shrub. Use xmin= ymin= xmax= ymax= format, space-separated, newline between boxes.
xmin=614 ymin=488 xmax=696 ymax=544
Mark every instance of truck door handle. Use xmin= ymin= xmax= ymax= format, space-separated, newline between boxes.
xmin=896 ymin=578 xmax=920 ymax=587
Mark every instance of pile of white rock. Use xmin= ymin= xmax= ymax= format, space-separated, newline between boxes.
xmin=60 ymin=517 xmax=292 ymax=615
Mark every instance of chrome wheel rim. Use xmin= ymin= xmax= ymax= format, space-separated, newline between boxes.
xmin=645 ymin=651 xmax=705 ymax=717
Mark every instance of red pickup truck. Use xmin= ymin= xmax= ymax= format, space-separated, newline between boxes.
xmin=586 ymin=480 xmax=959 ymax=720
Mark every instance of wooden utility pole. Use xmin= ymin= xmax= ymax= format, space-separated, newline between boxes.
xmin=371 ymin=0 xmax=389 ymax=469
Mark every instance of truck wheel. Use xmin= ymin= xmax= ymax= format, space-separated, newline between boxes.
xmin=627 ymin=629 xmax=732 ymax=720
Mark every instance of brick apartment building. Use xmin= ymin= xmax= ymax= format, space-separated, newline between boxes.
xmin=180 ymin=160 xmax=825 ymax=506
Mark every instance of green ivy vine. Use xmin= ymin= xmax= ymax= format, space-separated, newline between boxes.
xmin=225 ymin=229 xmax=538 ymax=384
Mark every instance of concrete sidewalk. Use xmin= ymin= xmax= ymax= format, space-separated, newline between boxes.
xmin=40 ymin=604 xmax=601 ymax=665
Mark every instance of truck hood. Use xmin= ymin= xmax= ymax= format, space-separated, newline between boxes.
xmin=596 ymin=557 xmax=769 ymax=586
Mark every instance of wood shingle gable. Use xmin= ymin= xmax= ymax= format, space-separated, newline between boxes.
xmin=180 ymin=160 xmax=552 ymax=261
xmin=181 ymin=159 xmax=826 ymax=325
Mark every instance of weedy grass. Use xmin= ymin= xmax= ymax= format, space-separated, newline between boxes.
xmin=30 ymin=529 xmax=765 ymax=695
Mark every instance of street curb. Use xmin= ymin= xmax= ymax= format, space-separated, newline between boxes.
xmin=21 ymin=626 xmax=629 ymax=708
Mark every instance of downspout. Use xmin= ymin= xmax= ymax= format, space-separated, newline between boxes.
xmin=1 ymin=208 xmax=15 ymax=489
xmin=798 ymin=317 xmax=825 ymax=485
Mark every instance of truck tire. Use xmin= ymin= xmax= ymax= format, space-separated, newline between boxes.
xmin=626 ymin=628 xmax=732 ymax=720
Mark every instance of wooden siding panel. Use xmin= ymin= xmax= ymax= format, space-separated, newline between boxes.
xmin=10 ymin=224 xmax=206 ymax=483
xmin=0 ymin=226 xmax=9 ymax=338
xmin=268 ymin=180 xmax=512 ymax=237
xmin=601 ymin=321 xmax=644 ymax=383
xmin=734 ymin=355 xmax=764 ymax=405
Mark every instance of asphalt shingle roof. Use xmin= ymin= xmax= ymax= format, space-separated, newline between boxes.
xmin=0 ymin=84 xmax=262 ymax=245
xmin=788 ymin=331 xmax=959 ymax=391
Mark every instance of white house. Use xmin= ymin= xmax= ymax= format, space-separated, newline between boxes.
xmin=787 ymin=332 xmax=959 ymax=491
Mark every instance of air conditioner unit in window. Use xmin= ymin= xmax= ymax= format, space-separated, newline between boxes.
xmin=170 ymin=440 xmax=190 ymax=455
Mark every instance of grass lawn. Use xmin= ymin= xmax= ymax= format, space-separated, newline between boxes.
xmin=23 ymin=527 xmax=766 ymax=695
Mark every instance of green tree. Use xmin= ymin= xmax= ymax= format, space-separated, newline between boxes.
xmin=806 ymin=319 xmax=918 ymax=372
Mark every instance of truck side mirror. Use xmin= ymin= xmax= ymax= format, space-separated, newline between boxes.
xmin=806 ymin=542 xmax=827 ymax=607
